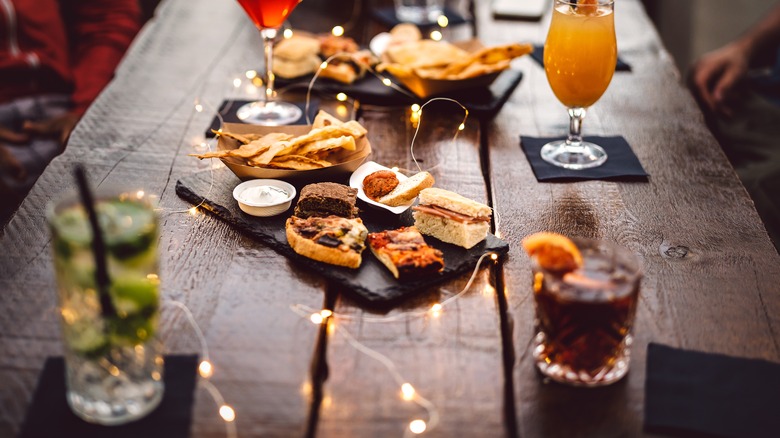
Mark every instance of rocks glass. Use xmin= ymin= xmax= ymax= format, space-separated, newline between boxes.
xmin=531 ymin=238 xmax=641 ymax=386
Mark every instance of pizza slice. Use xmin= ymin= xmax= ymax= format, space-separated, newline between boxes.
xmin=285 ymin=215 xmax=368 ymax=269
xmin=367 ymin=226 xmax=445 ymax=280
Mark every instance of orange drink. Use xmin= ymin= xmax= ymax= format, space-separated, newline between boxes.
xmin=539 ymin=0 xmax=616 ymax=170
xmin=544 ymin=3 xmax=616 ymax=107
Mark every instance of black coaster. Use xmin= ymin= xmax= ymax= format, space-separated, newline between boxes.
xmin=530 ymin=45 xmax=632 ymax=72
xmin=520 ymin=135 xmax=648 ymax=182
xmin=20 ymin=355 xmax=198 ymax=438
xmin=371 ymin=6 xmax=469 ymax=29
xmin=645 ymin=343 xmax=780 ymax=437
xmin=205 ymin=100 xmax=319 ymax=137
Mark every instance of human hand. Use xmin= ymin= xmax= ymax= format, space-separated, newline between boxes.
xmin=22 ymin=112 xmax=81 ymax=146
xmin=691 ymin=42 xmax=751 ymax=117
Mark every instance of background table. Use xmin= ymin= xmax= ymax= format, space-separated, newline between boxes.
xmin=2 ymin=0 xmax=779 ymax=436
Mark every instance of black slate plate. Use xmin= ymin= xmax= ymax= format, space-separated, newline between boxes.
xmin=175 ymin=169 xmax=509 ymax=309
xmin=275 ymin=69 xmax=524 ymax=118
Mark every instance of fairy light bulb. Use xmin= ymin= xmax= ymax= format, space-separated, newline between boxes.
xmin=458 ymin=123 xmax=465 ymax=131
xmin=188 ymin=207 xmax=198 ymax=216
xmin=245 ymin=70 xmax=257 ymax=79
xmin=194 ymin=104 xmax=203 ymax=112
xmin=401 ymin=383 xmax=415 ymax=401
xmin=310 ymin=313 xmax=324 ymax=324
xmin=332 ymin=26 xmax=344 ymax=36
xmin=437 ymin=15 xmax=449 ymax=27
xmin=283 ymin=28 xmax=293 ymax=38
xmin=411 ymin=104 xmax=420 ymax=112
xmin=336 ymin=104 xmax=348 ymax=118
xmin=233 ymin=78 xmax=241 ymax=88
xmin=430 ymin=303 xmax=442 ymax=317
xmin=430 ymin=30 xmax=442 ymax=41
xmin=382 ymin=78 xmax=392 ymax=86
xmin=336 ymin=93 xmax=348 ymax=102
xmin=490 ymin=253 xmax=498 ymax=261
xmin=199 ymin=360 xmax=213 ymax=378
xmin=320 ymin=309 xmax=333 ymax=318
xmin=409 ymin=419 xmax=427 ymax=434
xmin=219 ymin=405 xmax=236 ymax=422
xmin=320 ymin=61 xmax=328 ymax=70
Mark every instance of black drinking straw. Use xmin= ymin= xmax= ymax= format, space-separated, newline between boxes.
xmin=74 ymin=165 xmax=117 ymax=318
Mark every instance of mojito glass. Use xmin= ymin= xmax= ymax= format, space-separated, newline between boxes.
xmin=48 ymin=188 xmax=164 ymax=425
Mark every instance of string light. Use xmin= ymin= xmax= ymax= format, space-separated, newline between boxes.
xmin=401 ymin=383 xmax=416 ymax=401
xmin=382 ymin=78 xmax=392 ymax=86
xmin=188 ymin=207 xmax=198 ymax=215
xmin=437 ymin=15 xmax=449 ymax=27
xmin=232 ymin=78 xmax=241 ymax=88
xmin=430 ymin=30 xmax=443 ymax=41
xmin=194 ymin=104 xmax=203 ymax=112
xmin=245 ymin=70 xmax=257 ymax=79
xmin=219 ymin=405 xmax=236 ymax=422
xmin=283 ymin=28 xmax=293 ymax=39
xmin=336 ymin=92 xmax=348 ymax=102
xmin=310 ymin=313 xmax=324 ymax=324
xmin=199 ymin=360 xmax=213 ymax=378
xmin=409 ymin=419 xmax=427 ymax=434
xmin=331 ymin=26 xmax=344 ymax=36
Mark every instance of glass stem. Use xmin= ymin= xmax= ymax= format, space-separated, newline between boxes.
xmin=566 ymin=107 xmax=586 ymax=146
xmin=261 ymin=27 xmax=277 ymax=104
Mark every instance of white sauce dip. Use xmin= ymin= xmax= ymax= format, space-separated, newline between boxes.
xmin=240 ymin=185 xmax=288 ymax=205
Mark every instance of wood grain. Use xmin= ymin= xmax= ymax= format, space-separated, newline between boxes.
xmin=1 ymin=0 xmax=779 ymax=437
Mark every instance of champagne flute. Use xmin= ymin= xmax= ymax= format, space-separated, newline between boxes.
xmin=236 ymin=0 xmax=303 ymax=125
xmin=541 ymin=0 xmax=616 ymax=169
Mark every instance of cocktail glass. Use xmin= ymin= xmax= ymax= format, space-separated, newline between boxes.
xmin=541 ymin=0 xmax=616 ymax=169
xmin=48 ymin=188 xmax=164 ymax=424
xmin=236 ymin=0 xmax=303 ymax=125
xmin=531 ymin=238 xmax=642 ymax=386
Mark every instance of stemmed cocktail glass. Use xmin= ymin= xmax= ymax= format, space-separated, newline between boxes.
xmin=236 ymin=0 xmax=303 ymax=125
xmin=541 ymin=0 xmax=616 ymax=169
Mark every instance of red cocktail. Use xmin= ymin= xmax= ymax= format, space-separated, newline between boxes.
xmin=235 ymin=0 xmax=303 ymax=125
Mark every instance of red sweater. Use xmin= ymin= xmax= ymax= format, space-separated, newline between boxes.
xmin=0 ymin=0 xmax=140 ymax=115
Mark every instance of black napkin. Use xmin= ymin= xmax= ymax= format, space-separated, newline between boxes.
xmin=20 ymin=355 xmax=198 ymax=438
xmin=371 ymin=6 xmax=469 ymax=29
xmin=520 ymin=135 xmax=648 ymax=181
xmin=531 ymin=45 xmax=632 ymax=72
xmin=644 ymin=343 xmax=780 ymax=437
xmin=205 ymin=99 xmax=319 ymax=137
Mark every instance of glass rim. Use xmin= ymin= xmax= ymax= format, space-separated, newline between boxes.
xmin=531 ymin=237 xmax=643 ymax=282
xmin=554 ymin=0 xmax=615 ymax=6
xmin=46 ymin=185 xmax=158 ymax=226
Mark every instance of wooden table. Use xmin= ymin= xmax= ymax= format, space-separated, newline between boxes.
xmin=2 ymin=0 xmax=779 ymax=436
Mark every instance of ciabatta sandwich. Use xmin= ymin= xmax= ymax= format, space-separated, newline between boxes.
xmin=412 ymin=188 xmax=491 ymax=249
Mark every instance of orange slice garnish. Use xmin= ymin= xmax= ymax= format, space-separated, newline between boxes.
xmin=522 ymin=232 xmax=583 ymax=272
xmin=577 ymin=0 xmax=599 ymax=16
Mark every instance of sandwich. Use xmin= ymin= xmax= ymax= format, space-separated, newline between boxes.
xmin=412 ymin=188 xmax=491 ymax=249
xmin=367 ymin=226 xmax=444 ymax=280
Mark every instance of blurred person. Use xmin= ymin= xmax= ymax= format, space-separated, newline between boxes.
xmin=0 ymin=0 xmax=141 ymax=226
xmin=689 ymin=2 xmax=780 ymax=251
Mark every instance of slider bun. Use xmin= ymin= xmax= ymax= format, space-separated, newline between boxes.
xmin=378 ymin=171 xmax=434 ymax=206
xmin=418 ymin=188 xmax=492 ymax=218
xmin=413 ymin=210 xmax=490 ymax=249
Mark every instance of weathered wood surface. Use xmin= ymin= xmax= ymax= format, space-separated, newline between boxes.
xmin=473 ymin=0 xmax=780 ymax=436
xmin=1 ymin=0 xmax=779 ymax=437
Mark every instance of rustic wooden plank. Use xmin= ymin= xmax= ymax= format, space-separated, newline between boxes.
xmin=314 ymin=106 xmax=508 ymax=437
xmin=475 ymin=0 xmax=780 ymax=436
xmin=0 ymin=0 xmax=325 ymax=436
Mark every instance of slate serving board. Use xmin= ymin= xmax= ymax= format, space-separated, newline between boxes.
xmin=275 ymin=69 xmax=524 ymax=117
xmin=176 ymin=169 xmax=509 ymax=309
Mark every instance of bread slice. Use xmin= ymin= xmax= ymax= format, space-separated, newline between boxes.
xmin=413 ymin=210 xmax=490 ymax=249
xmin=378 ymin=171 xmax=434 ymax=206
xmin=417 ymin=188 xmax=491 ymax=218
xmin=285 ymin=217 xmax=366 ymax=269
